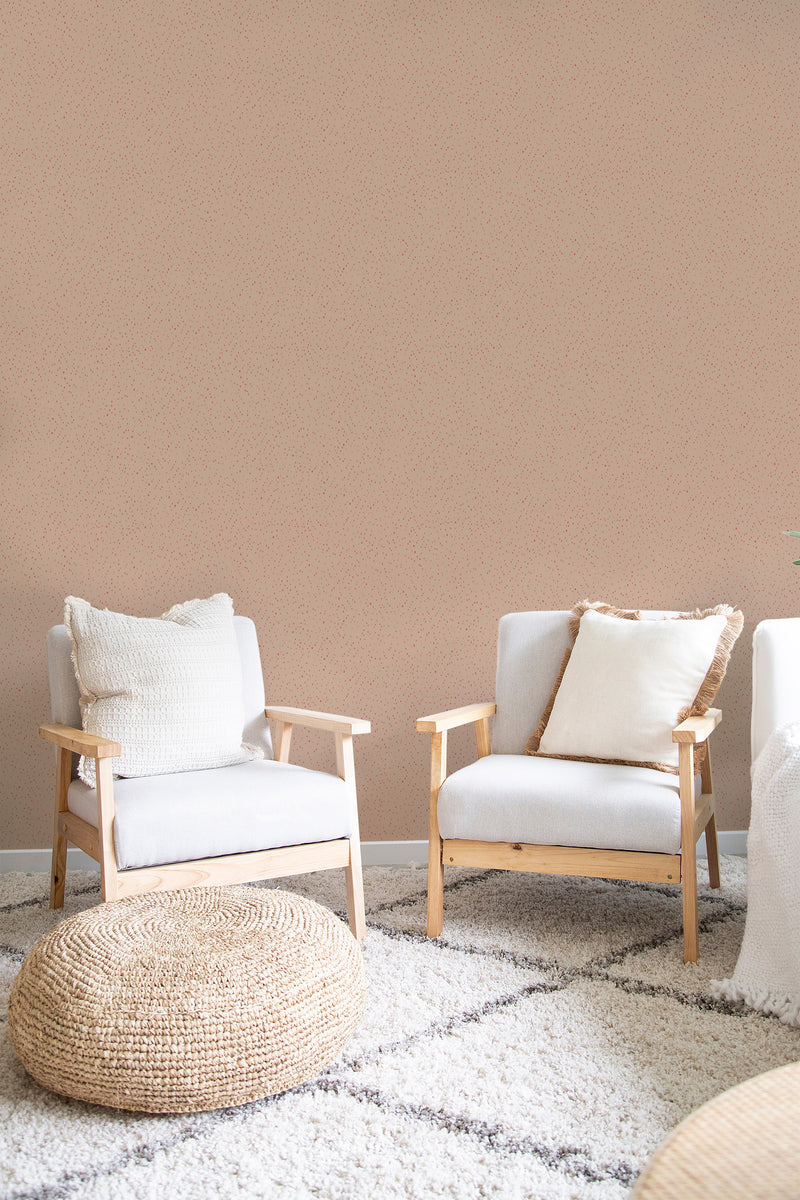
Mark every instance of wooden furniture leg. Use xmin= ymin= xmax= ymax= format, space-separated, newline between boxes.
xmin=679 ymin=740 xmax=698 ymax=963
xmin=701 ymin=746 xmax=721 ymax=889
xmin=426 ymin=730 xmax=447 ymax=938
xmin=50 ymin=746 xmax=72 ymax=909
xmin=345 ymin=840 xmax=366 ymax=942
xmin=96 ymin=756 xmax=119 ymax=902
xmin=336 ymin=731 xmax=366 ymax=941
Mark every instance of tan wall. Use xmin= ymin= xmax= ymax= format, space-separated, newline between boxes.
xmin=3 ymin=0 xmax=799 ymax=850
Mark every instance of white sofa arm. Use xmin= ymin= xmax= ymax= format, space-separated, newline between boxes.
xmin=752 ymin=619 xmax=800 ymax=764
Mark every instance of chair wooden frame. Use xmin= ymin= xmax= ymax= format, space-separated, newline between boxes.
xmin=417 ymin=702 xmax=722 ymax=963
xmin=40 ymin=705 xmax=370 ymax=940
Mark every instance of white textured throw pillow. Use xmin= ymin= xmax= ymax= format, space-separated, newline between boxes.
xmin=65 ymin=594 xmax=262 ymax=786
xmin=537 ymin=608 xmax=728 ymax=771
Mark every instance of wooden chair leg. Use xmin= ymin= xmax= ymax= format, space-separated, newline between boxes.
xmin=426 ymin=730 xmax=447 ymax=938
xmin=50 ymin=824 xmax=68 ymax=910
xmin=50 ymin=747 xmax=72 ymax=909
xmin=96 ymin=757 xmax=119 ymax=902
xmin=679 ymin=741 xmax=699 ymax=963
xmin=427 ymin=835 xmax=444 ymax=938
xmin=701 ymin=746 xmax=721 ymax=889
xmin=335 ymin=731 xmax=366 ymax=940
xmin=345 ymin=839 xmax=366 ymax=941
xmin=681 ymin=851 xmax=698 ymax=964
xmin=704 ymin=813 xmax=721 ymax=890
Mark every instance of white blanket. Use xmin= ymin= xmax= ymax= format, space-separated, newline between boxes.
xmin=712 ymin=722 xmax=800 ymax=1024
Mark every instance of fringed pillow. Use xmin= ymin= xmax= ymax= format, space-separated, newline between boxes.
xmin=524 ymin=601 xmax=743 ymax=773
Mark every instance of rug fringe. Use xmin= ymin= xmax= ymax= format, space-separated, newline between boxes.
xmin=710 ymin=978 xmax=800 ymax=1026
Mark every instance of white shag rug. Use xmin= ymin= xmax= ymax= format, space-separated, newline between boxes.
xmin=2 ymin=859 xmax=799 ymax=1200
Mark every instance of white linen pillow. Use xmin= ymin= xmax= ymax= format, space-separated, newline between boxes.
xmin=536 ymin=608 xmax=728 ymax=772
xmin=65 ymin=593 xmax=262 ymax=786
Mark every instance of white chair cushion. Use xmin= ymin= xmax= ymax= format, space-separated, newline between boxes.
xmin=437 ymin=755 xmax=685 ymax=854
xmin=68 ymin=759 xmax=351 ymax=870
xmin=65 ymin=594 xmax=262 ymax=786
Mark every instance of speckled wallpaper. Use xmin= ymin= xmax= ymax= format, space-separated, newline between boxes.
xmin=3 ymin=0 xmax=799 ymax=851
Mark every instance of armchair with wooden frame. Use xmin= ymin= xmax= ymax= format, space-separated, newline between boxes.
xmin=40 ymin=616 xmax=370 ymax=939
xmin=417 ymin=610 xmax=725 ymax=963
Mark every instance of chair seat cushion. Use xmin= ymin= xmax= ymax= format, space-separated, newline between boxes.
xmin=437 ymin=754 xmax=687 ymax=854
xmin=68 ymin=760 xmax=352 ymax=870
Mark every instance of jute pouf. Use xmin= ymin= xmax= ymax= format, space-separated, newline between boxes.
xmin=8 ymin=886 xmax=365 ymax=1114
xmin=631 ymin=1059 xmax=800 ymax=1200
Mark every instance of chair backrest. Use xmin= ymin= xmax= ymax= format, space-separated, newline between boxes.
xmin=46 ymin=614 xmax=273 ymax=760
xmin=492 ymin=612 xmax=572 ymax=754
xmin=751 ymin=618 xmax=800 ymax=765
xmin=492 ymin=609 xmax=683 ymax=755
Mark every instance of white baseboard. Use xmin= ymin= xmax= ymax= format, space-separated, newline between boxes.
xmin=697 ymin=830 xmax=747 ymax=858
xmin=0 ymin=832 xmax=748 ymax=875
xmin=0 ymin=848 xmax=103 ymax=874
xmin=361 ymin=841 xmax=428 ymax=866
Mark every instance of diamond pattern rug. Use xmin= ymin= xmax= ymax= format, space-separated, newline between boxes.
xmin=2 ymin=859 xmax=799 ymax=1199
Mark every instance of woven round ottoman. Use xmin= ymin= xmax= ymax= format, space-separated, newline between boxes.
xmin=632 ymin=1060 xmax=800 ymax=1200
xmin=8 ymin=886 xmax=365 ymax=1114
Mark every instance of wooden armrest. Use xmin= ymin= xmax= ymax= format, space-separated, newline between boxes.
xmin=39 ymin=723 xmax=122 ymax=758
xmin=416 ymin=702 xmax=496 ymax=733
xmin=672 ymin=708 xmax=722 ymax=744
xmin=265 ymin=707 xmax=371 ymax=735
